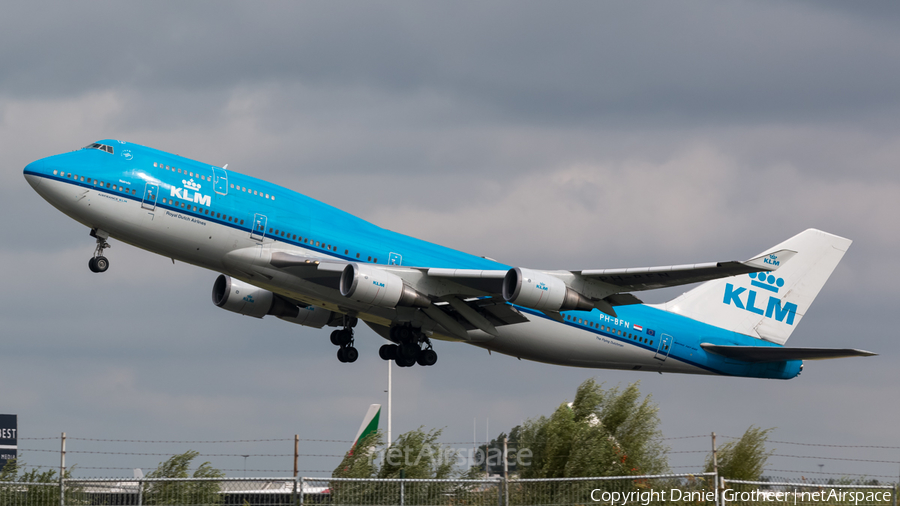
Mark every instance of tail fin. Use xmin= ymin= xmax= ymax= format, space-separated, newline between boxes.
xmin=351 ymin=404 xmax=381 ymax=450
xmin=661 ymin=229 xmax=851 ymax=345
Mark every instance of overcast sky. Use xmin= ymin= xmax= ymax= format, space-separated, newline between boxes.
xmin=3 ymin=1 xmax=900 ymax=480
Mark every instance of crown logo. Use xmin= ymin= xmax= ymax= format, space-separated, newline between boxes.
xmin=749 ymin=272 xmax=784 ymax=293
xmin=182 ymin=179 xmax=201 ymax=191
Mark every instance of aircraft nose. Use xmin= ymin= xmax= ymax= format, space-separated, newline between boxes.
xmin=23 ymin=159 xmax=49 ymax=190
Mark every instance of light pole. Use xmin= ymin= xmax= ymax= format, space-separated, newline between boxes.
xmin=387 ymin=360 xmax=392 ymax=445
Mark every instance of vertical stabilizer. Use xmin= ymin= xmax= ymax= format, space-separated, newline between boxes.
xmin=352 ymin=404 xmax=381 ymax=449
xmin=660 ymin=229 xmax=851 ymax=345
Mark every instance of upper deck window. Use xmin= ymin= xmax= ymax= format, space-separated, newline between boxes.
xmin=83 ymin=143 xmax=114 ymax=154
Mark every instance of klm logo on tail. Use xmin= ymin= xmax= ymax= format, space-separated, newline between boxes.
xmin=723 ymin=273 xmax=797 ymax=325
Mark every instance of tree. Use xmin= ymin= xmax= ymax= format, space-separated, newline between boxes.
xmin=334 ymin=427 xmax=455 ymax=479
xmin=705 ymin=426 xmax=773 ymax=480
xmin=517 ymin=379 xmax=668 ymax=478
xmin=0 ymin=459 xmax=74 ymax=506
xmin=143 ymin=451 xmax=225 ymax=506
xmin=333 ymin=428 xmax=477 ymax=506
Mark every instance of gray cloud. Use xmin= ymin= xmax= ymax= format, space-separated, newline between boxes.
xmin=3 ymin=0 xmax=898 ymax=481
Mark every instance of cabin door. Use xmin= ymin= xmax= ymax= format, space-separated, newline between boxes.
xmin=654 ymin=334 xmax=674 ymax=361
xmin=251 ymin=214 xmax=267 ymax=241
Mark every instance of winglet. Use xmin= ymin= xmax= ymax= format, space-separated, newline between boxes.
xmin=743 ymin=249 xmax=797 ymax=271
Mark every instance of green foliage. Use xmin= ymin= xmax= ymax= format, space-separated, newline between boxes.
xmin=332 ymin=431 xmax=382 ymax=479
xmin=334 ymin=428 xmax=455 ymax=479
xmin=517 ymin=379 xmax=668 ymax=478
xmin=143 ymin=450 xmax=225 ymax=506
xmin=705 ymin=426 xmax=773 ymax=480
xmin=0 ymin=459 xmax=73 ymax=506
xmin=332 ymin=428 xmax=481 ymax=506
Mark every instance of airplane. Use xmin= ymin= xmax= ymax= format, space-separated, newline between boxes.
xmin=23 ymin=140 xmax=875 ymax=379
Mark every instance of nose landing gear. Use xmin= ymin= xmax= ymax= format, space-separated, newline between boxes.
xmin=380 ymin=326 xmax=438 ymax=367
xmin=88 ymin=229 xmax=111 ymax=273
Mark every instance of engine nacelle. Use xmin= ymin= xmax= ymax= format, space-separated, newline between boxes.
xmin=340 ymin=263 xmax=430 ymax=308
xmin=212 ymin=275 xmax=299 ymax=319
xmin=502 ymin=267 xmax=593 ymax=312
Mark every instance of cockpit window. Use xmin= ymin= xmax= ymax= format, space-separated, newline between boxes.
xmin=83 ymin=143 xmax=114 ymax=154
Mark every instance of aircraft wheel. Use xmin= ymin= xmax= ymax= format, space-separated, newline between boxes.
xmin=396 ymin=355 xmax=416 ymax=368
xmin=94 ymin=256 xmax=109 ymax=272
xmin=396 ymin=326 xmax=412 ymax=341
xmin=88 ymin=257 xmax=99 ymax=273
xmin=380 ymin=344 xmax=398 ymax=361
xmin=330 ymin=330 xmax=341 ymax=346
xmin=336 ymin=328 xmax=353 ymax=346
xmin=344 ymin=346 xmax=359 ymax=363
xmin=337 ymin=347 xmax=348 ymax=363
xmin=417 ymin=349 xmax=438 ymax=367
xmin=399 ymin=343 xmax=419 ymax=360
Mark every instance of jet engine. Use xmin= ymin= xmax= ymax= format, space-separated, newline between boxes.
xmin=340 ymin=263 xmax=430 ymax=308
xmin=502 ymin=267 xmax=593 ymax=312
xmin=212 ymin=274 xmax=300 ymax=319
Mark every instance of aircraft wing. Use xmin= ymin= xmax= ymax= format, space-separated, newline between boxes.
xmin=576 ymin=249 xmax=797 ymax=291
xmin=236 ymin=247 xmax=797 ymax=338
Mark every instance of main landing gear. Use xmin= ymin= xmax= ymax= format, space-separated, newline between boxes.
xmin=88 ymin=229 xmax=110 ymax=273
xmin=331 ymin=316 xmax=359 ymax=363
xmin=379 ymin=326 xmax=438 ymax=367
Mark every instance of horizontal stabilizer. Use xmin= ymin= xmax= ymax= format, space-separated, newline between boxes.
xmin=701 ymin=343 xmax=877 ymax=362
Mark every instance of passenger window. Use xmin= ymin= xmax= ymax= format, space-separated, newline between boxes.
xmin=356 ymin=253 xmax=360 ymax=258
xmin=345 ymin=249 xmax=349 ymax=254
xmin=132 ymin=189 xmax=136 ymax=195
xmin=367 ymin=256 xmax=372 ymax=261
xmin=240 ymin=219 xmax=244 ymax=225
xmin=373 ymin=258 xmax=377 ymax=263
xmin=106 ymin=183 xmax=110 ymax=188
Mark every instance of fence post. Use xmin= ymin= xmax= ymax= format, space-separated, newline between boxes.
xmin=503 ymin=437 xmax=509 ymax=506
xmin=298 ymin=477 xmax=304 ymax=506
xmin=497 ymin=479 xmax=503 ymax=506
xmin=399 ymin=469 xmax=405 ymax=506
xmin=711 ymin=432 xmax=719 ymax=506
xmin=137 ymin=479 xmax=143 ymax=506
xmin=59 ymin=432 xmax=66 ymax=506
xmin=294 ymin=435 xmax=299 ymax=478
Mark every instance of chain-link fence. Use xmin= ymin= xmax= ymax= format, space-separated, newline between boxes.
xmin=0 ymin=475 xmax=894 ymax=506
xmin=721 ymin=479 xmax=896 ymax=506
xmin=509 ymin=473 xmax=716 ymax=506
xmin=304 ymin=477 xmax=501 ymax=506
xmin=0 ymin=481 xmax=60 ymax=506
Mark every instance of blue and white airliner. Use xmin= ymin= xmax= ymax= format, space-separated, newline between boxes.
xmin=24 ymin=140 xmax=875 ymax=378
